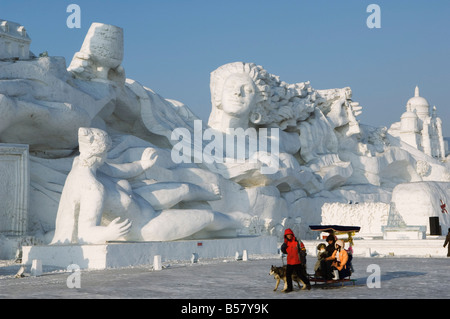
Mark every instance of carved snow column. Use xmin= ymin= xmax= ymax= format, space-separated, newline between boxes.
xmin=422 ymin=118 xmax=432 ymax=157
xmin=435 ymin=114 xmax=446 ymax=159
xmin=0 ymin=144 xmax=29 ymax=236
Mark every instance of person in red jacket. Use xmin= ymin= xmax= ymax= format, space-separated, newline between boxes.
xmin=280 ymin=228 xmax=311 ymax=292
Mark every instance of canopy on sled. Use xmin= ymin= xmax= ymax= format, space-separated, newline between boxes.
xmin=309 ymin=225 xmax=361 ymax=247
xmin=309 ymin=225 xmax=360 ymax=233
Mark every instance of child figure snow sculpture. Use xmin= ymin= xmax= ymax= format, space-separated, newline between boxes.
xmin=51 ymin=127 xmax=244 ymax=245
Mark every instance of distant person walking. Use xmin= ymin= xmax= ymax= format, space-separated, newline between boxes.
xmin=444 ymin=228 xmax=450 ymax=257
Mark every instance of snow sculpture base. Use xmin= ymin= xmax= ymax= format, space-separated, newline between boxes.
xmin=0 ymin=144 xmax=29 ymax=236
xmin=21 ymin=236 xmax=277 ymax=270
xmin=382 ymin=226 xmax=426 ymax=240
xmin=0 ymin=236 xmax=37 ymax=260
xmin=303 ymin=239 xmax=447 ymax=257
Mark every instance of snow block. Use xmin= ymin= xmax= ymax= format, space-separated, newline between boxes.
xmin=21 ymin=236 xmax=277 ymax=270
xmin=31 ymin=259 xmax=42 ymax=276
xmin=243 ymin=250 xmax=248 ymax=261
xmin=153 ymin=255 xmax=162 ymax=271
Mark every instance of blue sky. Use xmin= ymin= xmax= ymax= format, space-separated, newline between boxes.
xmin=1 ymin=0 xmax=449 ymax=136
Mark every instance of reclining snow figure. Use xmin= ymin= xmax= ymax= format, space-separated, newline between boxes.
xmin=51 ymin=127 xmax=246 ymax=244
xmin=0 ymin=22 xmax=449 ymax=243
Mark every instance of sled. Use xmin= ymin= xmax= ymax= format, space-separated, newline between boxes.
xmin=308 ymin=274 xmax=357 ymax=287
xmin=308 ymin=225 xmax=359 ymax=287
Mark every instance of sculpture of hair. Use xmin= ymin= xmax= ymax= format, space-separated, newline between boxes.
xmin=209 ymin=62 xmax=317 ymax=131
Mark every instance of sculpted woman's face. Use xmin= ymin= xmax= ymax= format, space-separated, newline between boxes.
xmin=221 ymin=73 xmax=257 ymax=117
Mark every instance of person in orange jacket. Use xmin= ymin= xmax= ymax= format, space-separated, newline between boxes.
xmin=280 ymin=228 xmax=311 ymax=292
xmin=325 ymin=239 xmax=351 ymax=280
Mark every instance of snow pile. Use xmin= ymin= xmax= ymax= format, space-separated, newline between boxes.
xmin=392 ymin=182 xmax=450 ymax=234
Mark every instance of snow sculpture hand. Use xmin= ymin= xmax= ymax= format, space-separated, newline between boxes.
xmin=105 ymin=217 xmax=132 ymax=240
xmin=140 ymin=148 xmax=159 ymax=171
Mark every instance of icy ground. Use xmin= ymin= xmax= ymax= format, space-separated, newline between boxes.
xmin=0 ymin=254 xmax=449 ymax=300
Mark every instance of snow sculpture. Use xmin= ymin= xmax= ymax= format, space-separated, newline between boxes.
xmin=208 ymin=63 xmax=261 ymax=132
xmin=390 ymin=182 xmax=450 ymax=234
xmin=0 ymin=19 xmax=31 ymax=60
xmin=205 ymin=62 xmax=324 ymax=193
xmin=321 ymin=202 xmax=389 ymax=237
xmin=0 ymin=144 xmax=29 ymax=235
xmin=0 ymin=56 xmax=107 ymax=155
xmin=0 ymin=20 xmax=449 ymax=249
xmin=208 ymin=62 xmax=362 ymax=136
xmin=207 ymin=62 xmax=359 ymax=191
xmin=389 ymin=86 xmax=447 ymax=159
xmin=68 ymin=23 xmax=125 ymax=83
xmin=51 ymin=127 xmax=246 ymax=244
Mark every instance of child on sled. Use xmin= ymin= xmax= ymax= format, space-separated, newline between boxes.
xmin=325 ymin=239 xmax=352 ymax=280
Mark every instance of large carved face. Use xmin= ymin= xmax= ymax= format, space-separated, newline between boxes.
xmin=221 ymin=73 xmax=257 ymax=117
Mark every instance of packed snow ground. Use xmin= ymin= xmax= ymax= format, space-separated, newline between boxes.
xmin=0 ymin=254 xmax=449 ymax=299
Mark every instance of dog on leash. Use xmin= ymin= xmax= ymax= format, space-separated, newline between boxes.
xmin=270 ymin=265 xmax=306 ymax=291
